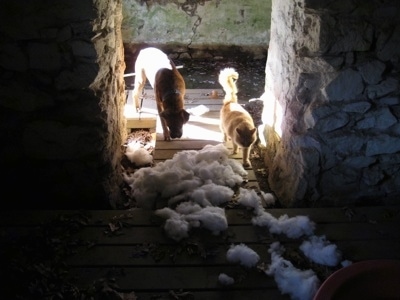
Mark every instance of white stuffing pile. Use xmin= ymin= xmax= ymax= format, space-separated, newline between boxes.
xmin=125 ymin=143 xmax=349 ymax=300
xmin=125 ymin=141 xmax=153 ymax=167
xmin=236 ymin=189 xmax=347 ymax=299
xmin=237 ymin=186 xmax=316 ymax=239
xmin=237 ymin=187 xmax=265 ymax=214
xmin=125 ymin=143 xmax=246 ymax=209
xmin=253 ymin=212 xmax=316 ymax=239
xmin=300 ymin=235 xmax=343 ymax=267
xmin=218 ymin=273 xmax=235 ymax=285
xmin=226 ymin=243 xmax=260 ymax=268
xmin=155 ymin=202 xmax=228 ymax=241
xmin=266 ymin=242 xmax=321 ymax=300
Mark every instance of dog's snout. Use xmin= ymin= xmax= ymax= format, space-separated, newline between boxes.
xmin=170 ymin=131 xmax=183 ymax=139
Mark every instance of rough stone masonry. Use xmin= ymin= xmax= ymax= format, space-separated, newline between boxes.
xmin=262 ymin=0 xmax=400 ymax=207
xmin=0 ymin=0 xmax=126 ymax=208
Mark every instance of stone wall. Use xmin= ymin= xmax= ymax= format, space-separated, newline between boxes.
xmin=122 ymin=0 xmax=271 ymax=59
xmin=262 ymin=0 xmax=400 ymax=207
xmin=0 ymin=0 xmax=126 ymax=209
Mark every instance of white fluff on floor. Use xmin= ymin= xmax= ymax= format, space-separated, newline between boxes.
xmin=267 ymin=242 xmax=320 ymax=300
xmin=300 ymin=235 xmax=342 ymax=267
xmin=218 ymin=273 xmax=235 ymax=285
xmin=155 ymin=202 xmax=228 ymax=241
xmin=252 ymin=210 xmax=315 ymax=239
xmin=237 ymin=187 xmax=265 ymax=214
xmin=169 ymin=181 xmax=234 ymax=207
xmin=129 ymin=143 xmax=246 ymax=209
xmin=237 ymin=188 xmax=315 ymax=239
xmin=125 ymin=141 xmax=153 ymax=166
xmin=226 ymin=243 xmax=260 ymax=268
xmin=127 ymin=143 xmax=347 ymax=298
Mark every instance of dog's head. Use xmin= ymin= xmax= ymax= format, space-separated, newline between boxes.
xmin=160 ymin=109 xmax=190 ymax=139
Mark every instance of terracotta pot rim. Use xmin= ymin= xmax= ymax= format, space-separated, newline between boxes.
xmin=314 ymin=259 xmax=400 ymax=300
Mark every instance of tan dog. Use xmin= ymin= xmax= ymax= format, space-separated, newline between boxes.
xmin=219 ymin=67 xmax=257 ymax=167
xmin=131 ymin=47 xmax=189 ymax=140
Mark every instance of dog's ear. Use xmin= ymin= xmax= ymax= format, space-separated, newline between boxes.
xmin=181 ymin=109 xmax=190 ymax=123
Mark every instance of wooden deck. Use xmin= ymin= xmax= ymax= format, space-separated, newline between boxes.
xmin=1 ymin=207 xmax=399 ymax=299
xmin=2 ymin=90 xmax=400 ymax=299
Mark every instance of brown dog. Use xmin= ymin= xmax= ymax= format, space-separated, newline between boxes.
xmin=131 ymin=47 xmax=190 ymax=140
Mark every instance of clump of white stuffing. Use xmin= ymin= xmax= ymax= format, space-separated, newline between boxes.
xmin=267 ymin=242 xmax=320 ymax=300
xmin=300 ymin=235 xmax=342 ymax=267
xmin=155 ymin=207 xmax=190 ymax=241
xmin=236 ymin=188 xmax=315 ymax=239
xmin=125 ymin=142 xmax=153 ymax=166
xmin=341 ymin=260 xmax=353 ymax=267
xmin=237 ymin=188 xmax=276 ymax=212
xmin=155 ymin=202 xmax=228 ymax=241
xmin=184 ymin=206 xmax=228 ymax=235
xmin=252 ymin=211 xmax=315 ymax=239
xmin=226 ymin=243 xmax=260 ymax=268
xmin=237 ymin=187 xmax=264 ymax=214
xmin=129 ymin=144 xmax=246 ymax=209
xmin=218 ymin=273 xmax=235 ymax=285
xmin=261 ymin=191 xmax=276 ymax=207
xmin=169 ymin=181 xmax=234 ymax=207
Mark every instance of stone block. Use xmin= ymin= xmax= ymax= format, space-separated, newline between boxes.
xmin=366 ymin=134 xmax=400 ymax=156
xmin=323 ymin=69 xmax=364 ymax=101
xmin=358 ymin=60 xmax=386 ymax=84
xmin=356 ymin=107 xmax=397 ymax=130
xmin=317 ymin=111 xmax=350 ymax=132
xmin=366 ymin=77 xmax=399 ymax=99
xmin=342 ymin=101 xmax=371 ymax=113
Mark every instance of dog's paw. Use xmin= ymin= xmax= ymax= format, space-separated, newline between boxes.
xmin=243 ymin=160 xmax=251 ymax=168
xmin=164 ymin=133 xmax=171 ymax=141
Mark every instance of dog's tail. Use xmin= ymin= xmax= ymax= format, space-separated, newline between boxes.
xmin=218 ymin=67 xmax=238 ymax=104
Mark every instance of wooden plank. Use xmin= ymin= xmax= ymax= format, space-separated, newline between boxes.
xmin=66 ymin=239 xmax=400 ymax=267
xmin=134 ymin=290 xmax=291 ymax=300
xmin=5 ymin=221 xmax=388 ymax=245
xmin=67 ymin=243 xmax=271 ymax=266
xmin=155 ymin=140 xmax=223 ymax=150
xmin=68 ymin=265 xmax=279 ymax=291
xmin=153 ymin=149 xmax=244 ymax=160
xmin=192 ymin=110 xmax=221 ymax=118
xmin=130 ymin=89 xmax=224 ymax=106
xmin=335 ymin=240 xmax=400 ymax=261
xmin=135 ymin=88 xmax=224 ymax=99
xmin=1 ymin=206 xmax=398 ymax=226
xmin=126 ymin=117 xmax=156 ymax=130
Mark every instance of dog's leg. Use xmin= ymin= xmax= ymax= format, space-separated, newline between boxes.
xmin=157 ymin=102 xmax=171 ymax=141
xmin=232 ymin=142 xmax=239 ymax=155
xmin=242 ymin=147 xmax=251 ymax=167
xmin=132 ymin=69 xmax=147 ymax=112
xmin=223 ymin=132 xmax=228 ymax=142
